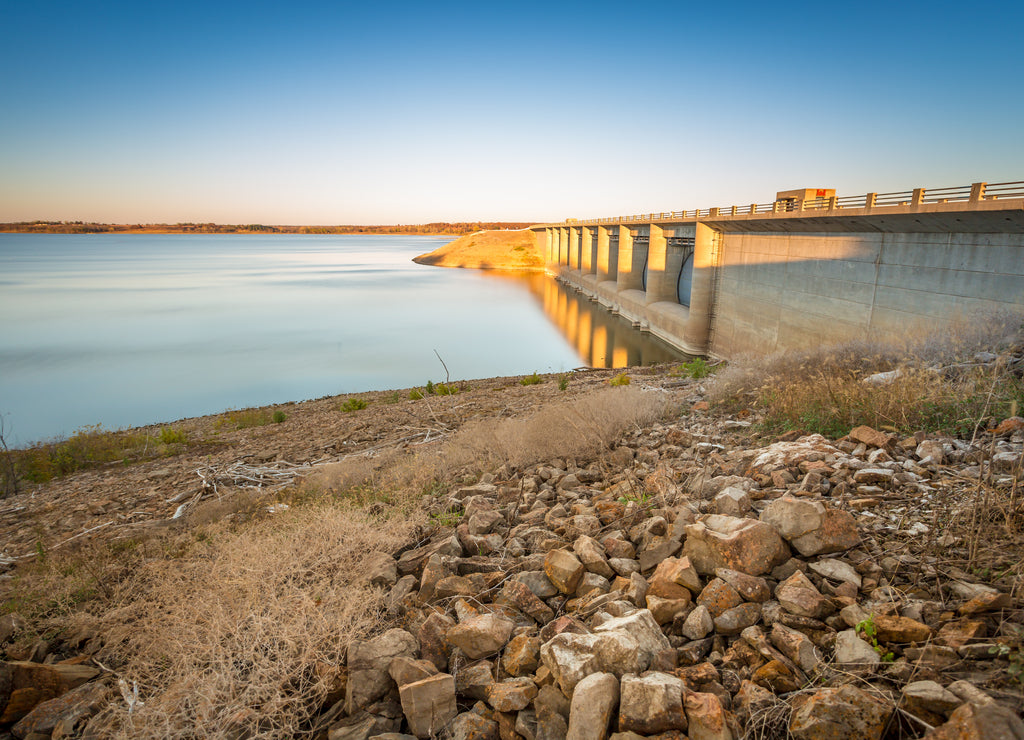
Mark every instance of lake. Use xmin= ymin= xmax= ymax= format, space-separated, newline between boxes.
xmin=0 ymin=233 xmax=684 ymax=445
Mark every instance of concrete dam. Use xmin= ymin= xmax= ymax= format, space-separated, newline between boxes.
xmin=530 ymin=180 xmax=1024 ymax=359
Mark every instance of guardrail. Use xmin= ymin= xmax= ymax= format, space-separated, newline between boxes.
xmin=557 ymin=180 xmax=1024 ymax=226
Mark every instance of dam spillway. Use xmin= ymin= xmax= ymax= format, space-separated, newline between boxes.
xmin=530 ymin=181 xmax=1024 ymax=359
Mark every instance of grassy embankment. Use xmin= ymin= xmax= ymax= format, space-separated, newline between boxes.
xmin=412 ymin=228 xmax=544 ymax=271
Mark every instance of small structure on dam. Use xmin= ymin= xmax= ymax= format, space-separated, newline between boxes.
xmin=531 ymin=180 xmax=1024 ymax=359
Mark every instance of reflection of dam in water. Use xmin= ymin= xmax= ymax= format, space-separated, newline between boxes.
xmin=481 ymin=271 xmax=689 ymax=368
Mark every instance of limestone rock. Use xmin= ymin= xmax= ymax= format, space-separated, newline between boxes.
xmin=713 ymin=603 xmax=763 ymax=636
xmin=618 ymin=672 xmax=687 ymax=735
xmin=366 ymin=551 xmax=399 ymax=588
xmin=540 ymin=632 xmax=642 ymax=695
xmin=681 ymin=605 xmax=715 ymax=640
xmin=345 ymin=630 xmax=418 ymax=714
xmin=761 ymin=497 xmax=859 ymax=557
xmin=872 ymin=613 xmax=932 ymax=643
xmin=545 ymin=549 xmax=586 ymax=594
xmin=446 ymin=613 xmax=514 ymax=660
xmin=684 ymin=690 xmax=733 ymax=740
xmin=834 ymin=629 xmax=881 ymax=665
xmin=714 ymin=487 xmax=751 ymax=517
xmin=789 ymin=684 xmax=891 ymax=740
xmin=9 ymin=680 xmax=107 ymax=740
xmin=450 ymin=711 xmax=500 ymax=740
xmin=923 ymin=701 xmax=1024 ymax=740
xmin=502 ymin=633 xmax=541 ymax=677
xmin=592 ymin=610 xmax=671 ymax=666
xmin=769 ymin=623 xmax=820 ymax=673
xmin=485 ymin=677 xmax=538 ymax=712
xmin=682 ymin=516 xmax=790 ymax=577
xmin=566 ymin=671 xmax=619 ymax=740
xmin=398 ymin=673 xmax=457 ymax=738
xmin=901 ymin=680 xmax=960 ymax=718
xmin=775 ymin=571 xmax=835 ymax=619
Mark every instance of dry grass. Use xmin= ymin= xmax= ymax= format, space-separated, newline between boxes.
xmin=710 ymin=313 xmax=1024 ymax=437
xmin=307 ymin=386 xmax=671 ymax=500
xmin=76 ymin=504 xmax=416 ymax=738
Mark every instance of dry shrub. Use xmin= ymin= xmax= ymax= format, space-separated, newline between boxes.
xmin=710 ymin=313 xmax=1024 ymax=437
xmin=83 ymin=504 xmax=416 ymax=738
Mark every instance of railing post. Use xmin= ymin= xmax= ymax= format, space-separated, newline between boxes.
xmin=865 ymin=192 xmax=877 ymax=209
xmin=969 ymin=182 xmax=987 ymax=202
xmin=730 ymin=205 xmax=738 ymax=216
xmin=709 ymin=207 xmax=720 ymax=217
xmin=799 ymin=198 xmax=807 ymax=211
xmin=749 ymin=204 xmax=757 ymax=214
xmin=772 ymin=201 xmax=782 ymax=213
xmin=912 ymin=188 xmax=925 ymax=206
xmin=827 ymin=196 xmax=837 ymax=210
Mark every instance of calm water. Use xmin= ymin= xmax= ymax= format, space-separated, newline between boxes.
xmin=0 ymin=233 xmax=683 ymax=445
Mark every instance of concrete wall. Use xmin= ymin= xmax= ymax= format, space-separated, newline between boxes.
xmin=710 ymin=227 xmax=1024 ymax=357
xmin=535 ymin=198 xmax=1024 ymax=360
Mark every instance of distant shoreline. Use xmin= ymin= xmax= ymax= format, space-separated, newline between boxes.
xmin=0 ymin=221 xmax=534 ymax=236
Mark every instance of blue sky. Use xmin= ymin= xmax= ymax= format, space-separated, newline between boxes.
xmin=1 ymin=0 xmax=1021 ymax=224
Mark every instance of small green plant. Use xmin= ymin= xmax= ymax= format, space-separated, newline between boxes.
xmin=383 ymin=391 xmax=402 ymax=404
xmin=409 ymin=389 xmax=424 ymax=400
xmin=855 ymin=614 xmax=895 ymax=662
xmin=340 ymin=398 xmax=368 ymax=413
xmin=425 ymin=380 xmax=435 ymax=395
xmin=673 ymin=358 xmax=712 ymax=379
xmin=617 ymin=490 xmax=651 ymax=506
xmin=520 ymin=372 xmax=542 ymax=386
xmin=430 ymin=510 xmax=462 ymax=528
xmin=272 ymin=410 xmax=287 ymax=424
xmin=558 ymin=374 xmax=570 ymax=391
xmin=159 ymin=427 xmax=188 ymax=444
xmin=610 ymin=373 xmax=631 ymax=387
xmin=989 ymin=644 xmax=1024 ymax=684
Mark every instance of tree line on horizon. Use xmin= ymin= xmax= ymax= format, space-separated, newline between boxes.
xmin=0 ymin=221 xmax=534 ymax=235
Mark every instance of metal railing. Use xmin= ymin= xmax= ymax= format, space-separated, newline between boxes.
xmin=555 ymin=180 xmax=1024 ymax=227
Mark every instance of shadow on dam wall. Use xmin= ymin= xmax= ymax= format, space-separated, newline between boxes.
xmin=479 ymin=270 xmax=689 ymax=368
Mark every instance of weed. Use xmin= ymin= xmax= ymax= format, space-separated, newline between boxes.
xmin=383 ymin=392 xmax=402 ymax=404
xmin=340 ymin=398 xmax=368 ymax=413
xmin=430 ymin=510 xmax=461 ymax=528
xmin=433 ymin=383 xmax=458 ymax=396
xmin=159 ymin=427 xmax=188 ymax=445
xmin=673 ymin=358 xmax=713 ymax=379
xmin=989 ymin=644 xmax=1024 ymax=684
xmin=426 ymin=380 xmax=435 ymax=395
xmin=610 ymin=373 xmax=631 ymax=387
xmin=217 ymin=409 xmax=272 ymax=430
xmin=558 ymin=374 xmax=571 ymax=391
xmin=520 ymin=372 xmax=542 ymax=386
xmin=409 ymin=389 xmax=424 ymax=400
xmin=272 ymin=410 xmax=287 ymax=424
xmin=855 ymin=614 xmax=895 ymax=662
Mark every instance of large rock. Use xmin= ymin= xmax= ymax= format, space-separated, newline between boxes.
xmin=592 ymin=610 xmax=671 ymax=665
xmin=923 ymin=701 xmax=1024 ymax=739
xmin=486 ymin=677 xmax=538 ymax=712
xmin=684 ymin=690 xmax=733 ymax=740
xmin=761 ymin=496 xmax=859 ymax=556
xmin=345 ymin=629 xmax=419 ymax=714
xmin=618 ymin=672 xmax=687 ymax=735
xmin=446 ymin=613 xmax=514 ymax=659
xmin=541 ymin=632 xmax=639 ymax=695
xmin=789 ymin=685 xmax=891 ymax=740
xmin=775 ymin=571 xmax=835 ymax=619
xmin=566 ymin=672 xmax=619 ymax=740
xmin=834 ymin=629 xmax=881 ymax=665
xmin=0 ymin=662 xmax=100 ymax=725
xmin=398 ymin=673 xmax=457 ymax=738
xmin=682 ymin=516 xmax=790 ymax=577
xmin=747 ymin=435 xmax=840 ymax=475
xmin=9 ymin=679 xmax=107 ymax=739
xmin=545 ymin=549 xmax=586 ymax=594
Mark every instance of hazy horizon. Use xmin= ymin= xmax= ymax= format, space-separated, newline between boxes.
xmin=2 ymin=1 xmax=1022 ymax=225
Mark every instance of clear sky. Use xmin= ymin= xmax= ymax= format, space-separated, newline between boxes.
xmin=1 ymin=0 xmax=1021 ymax=225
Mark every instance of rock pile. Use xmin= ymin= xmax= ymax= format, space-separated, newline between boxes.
xmin=326 ymin=422 xmax=1023 ymax=740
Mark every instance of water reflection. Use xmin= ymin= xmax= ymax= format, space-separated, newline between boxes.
xmin=480 ymin=271 xmax=689 ymax=368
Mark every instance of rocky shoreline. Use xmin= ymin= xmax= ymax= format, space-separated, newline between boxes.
xmin=0 ymin=364 xmax=1021 ymax=738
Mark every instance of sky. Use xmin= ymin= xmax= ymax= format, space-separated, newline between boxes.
xmin=1 ymin=0 xmax=1022 ymax=225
